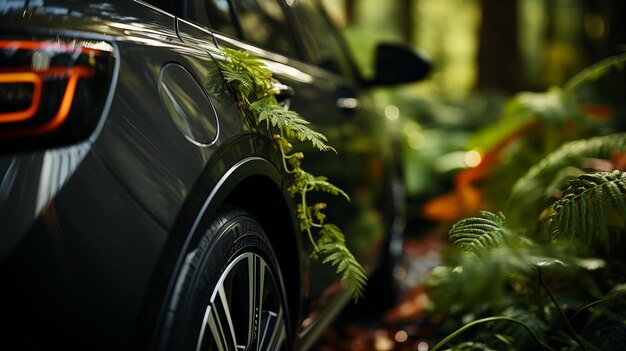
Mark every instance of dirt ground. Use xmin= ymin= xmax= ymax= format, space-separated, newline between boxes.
xmin=314 ymin=233 xmax=447 ymax=351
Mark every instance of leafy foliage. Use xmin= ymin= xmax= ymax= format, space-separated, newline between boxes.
xmin=439 ymin=54 xmax=626 ymax=222
xmin=545 ymin=170 xmax=626 ymax=248
xmin=449 ymin=211 xmax=509 ymax=255
xmin=250 ymin=97 xmax=335 ymax=152
xmin=467 ymin=88 xmax=584 ymax=154
xmin=426 ymin=212 xmax=582 ymax=315
xmin=562 ymin=53 xmax=626 ymax=95
xmin=425 ymin=54 xmax=626 ymax=350
xmin=211 ymin=47 xmax=366 ymax=300
xmin=426 ymin=203 xmax=624 ymax=350
xmin=318 ymin=224 xmax=368 ymax=299
xmin=508 ymin=133 xmax=626 ymax=229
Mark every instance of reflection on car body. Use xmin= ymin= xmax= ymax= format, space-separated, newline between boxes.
xmin=0 ymin=0 xmax=429 ymax=349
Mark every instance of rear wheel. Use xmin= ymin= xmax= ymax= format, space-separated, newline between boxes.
xmin=159 ymin=206 xmax=290 ymax=350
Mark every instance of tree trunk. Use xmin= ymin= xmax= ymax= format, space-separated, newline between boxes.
xmin=476 ymin=0 xmax=521 ymax=93
xmin=399 ymin=0 xmax=415 ymax=44
xmin=344 ymin=0 xmax=356 ymax=24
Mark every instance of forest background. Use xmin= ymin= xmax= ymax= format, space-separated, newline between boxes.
xmin=321 ymin=0 xmax=626 ymax=232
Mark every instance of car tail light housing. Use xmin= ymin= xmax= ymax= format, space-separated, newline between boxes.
xmin=0 ymin=37 xmax=117 ymax=153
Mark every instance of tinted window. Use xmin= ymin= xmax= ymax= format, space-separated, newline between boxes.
xmin=186 ymin=0 xmax=237 ymax=37
xmin=288 ymin=0 xmax=353 ymax=75
xmin=143 ymin=0 xmax=179 ymax=14
xmin=232 ymin=0 xmax=298 ymax=57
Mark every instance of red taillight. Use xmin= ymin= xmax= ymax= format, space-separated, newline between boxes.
xmin=0 ymin=72 xmax=42 ymax=123
xmin=0 ymin=38 xmax=116 ymax=152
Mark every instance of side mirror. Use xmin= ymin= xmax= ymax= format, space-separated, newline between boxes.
xmin=367 ymin=43 xmax=431 ymax=86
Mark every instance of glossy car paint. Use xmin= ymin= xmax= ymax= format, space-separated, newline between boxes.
xmin=0 ymin=0 xmax=406 ymax=349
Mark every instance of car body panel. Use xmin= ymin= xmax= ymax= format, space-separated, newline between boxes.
xmin=0 ymin=0 xmax=404 ymax=349
xmin=0 ymin=149 xmax=168 ymax=348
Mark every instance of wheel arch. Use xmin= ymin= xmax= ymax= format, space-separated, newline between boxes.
xmin=143 ymin=155 xmax=303 ymax=349
xmin=223 ymin=173 xmax=303 ymax=321
xmin=191 ymin=156 xmax=303 ymax=344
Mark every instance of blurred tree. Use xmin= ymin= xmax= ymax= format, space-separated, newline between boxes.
xmin=476 ymin=0 xmax=521 ymax=93
xmin=400 ymin=0 xmax=415 ymax=43
xmin=582 ymin=0 xmax=625 ymax=63
xmin=344 ymin=0 xmax=355 ymax=24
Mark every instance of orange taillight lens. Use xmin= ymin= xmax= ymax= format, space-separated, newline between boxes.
xmin=0 ymin=39 xmax=116 ymax=152
xmin=0 ymin=72 xmax=42 ymax=123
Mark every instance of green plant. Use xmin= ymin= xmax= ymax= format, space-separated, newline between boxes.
xmin=427 ymin=168 xmax=626 ymax=349
xmin=425 ymin=54 xmax=626 ymax=350
xmin=454 ymin=53 xmax=626 ymax=217
xmin=209 ymin=48 xmax=367 ymax=300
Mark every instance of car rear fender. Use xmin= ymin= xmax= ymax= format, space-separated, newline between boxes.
xmin=138 ymin=148 xmax=304 ymax=348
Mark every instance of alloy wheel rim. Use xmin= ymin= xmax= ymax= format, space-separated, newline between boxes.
xmin=196 ymin=252 xmax=286 ymax=351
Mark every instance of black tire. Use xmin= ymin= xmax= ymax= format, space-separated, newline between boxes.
xmin=159 ymin=206 xmax=290 ymax=351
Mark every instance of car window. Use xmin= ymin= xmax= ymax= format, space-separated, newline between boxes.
xmin=231 ymin=0 xmax=298 ymax=57
xmin=286 ymin=0 xmax=353 ymax=76
xmin=185 ymin=0 xmax=237 ymax=37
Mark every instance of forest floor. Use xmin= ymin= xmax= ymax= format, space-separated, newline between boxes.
xmin=314 ymin=231 xmax=448 ymax=351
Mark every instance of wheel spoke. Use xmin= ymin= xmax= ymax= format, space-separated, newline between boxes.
xmin=247 ymin=255 xmax=266 ymax=349
xmin=257 ymin=258 xmax=287 ymax=350
xmin=260 ymin=309 xmax=287 ymax=350
xmin=198 ymin=285 xmax=238 ymax=351
xmin=195 ymin=250 xmax=288 ymax=351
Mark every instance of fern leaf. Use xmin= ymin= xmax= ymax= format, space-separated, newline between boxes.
xmin=205 ymin=62 xmax=231 ymax=98
xmin=291 ymin=170 xmax=349 ymax=201
xmin=512 ymin=134 xmax=626 ymax=198
xmin=508 ymin=133 xmax=626 ymax=228
xmin=318 ymin=224 xmax=367 ymax=300
xmin=449 ymin=211 xmax=510 ymax=254
xmin=317 ymin=223 xmax=346 ymax=244
xmin=545 ymin=170 xmax=626 ymax=249
xmin=311 ymin=176 xmax=350 ymax=201
xmin=563 ymin=52 xmax=626 ymax=95
xmin=219 ymin=47 xmax=272 ymax=80
xmin=214 ymin=59 xmax=254 ymax=97
xmin=249 ymin=98 xmax=335 ymax=152
xmin=212 ymin=47 xmax=365 ymax=301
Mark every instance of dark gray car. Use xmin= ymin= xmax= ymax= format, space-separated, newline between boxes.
xmin=0 ymin=0 xmax=428 ymax=349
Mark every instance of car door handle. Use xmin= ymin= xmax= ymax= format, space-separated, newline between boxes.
xmin=272 ymin=81 xmax=295 ymax=105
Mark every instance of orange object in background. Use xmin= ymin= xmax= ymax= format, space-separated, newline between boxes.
xmin=421 ymin=184 xmax=482 ymax=222
xmin=421 ymin=120 xmax=542 ymax=223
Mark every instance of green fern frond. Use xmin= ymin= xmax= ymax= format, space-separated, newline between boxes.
xmin=449 ymin=211 xmax=510 ymax=254
xmin=250 ymin=97 xmax=302 ymax=125
xmin=563 ymin=52 xmax=626 ymax=95
xmin=310 ymin=175 xmax=350 ymax=201
xmin=311 ymin=203 xmax=327 ymax=224
xmin=444 ymin=341 xmax=498 ymax=351
xmin=508 ymin=133 xmax=626 ymax=228
xmin=544 ymin=170 xmax=626 ymax=248
xmin=249 ymin=98 xmax=334 ymax=152
xmin=220 ymin=48 xmax=272 ymax=81
xmin=218 ymin=48 xmax=272 ymax=81
xmin=205 ymin=61 xmax=231 ymax=98
xmin=289 ymin=170 xmax=349 ymax=201
xmin=467 ymin=88 xmax=584 ymax=152
xmin=211 ymin=47 xmax=366 ymax=301
xmin=318 ymin=224 xmax=367 ymax=300
xmin=318 ymin=223 xmax=346 ymax=245
xmin=511 ymin=134 xmax=626 ymax=198
xmin=213 ymin=58 xmax=254 ymax=98
xmin=219 ymin=49 xmax=335 ymax=152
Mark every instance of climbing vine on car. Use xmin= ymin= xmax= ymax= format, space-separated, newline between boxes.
xmin=209 ymin=47 xmax=367 ymax=300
